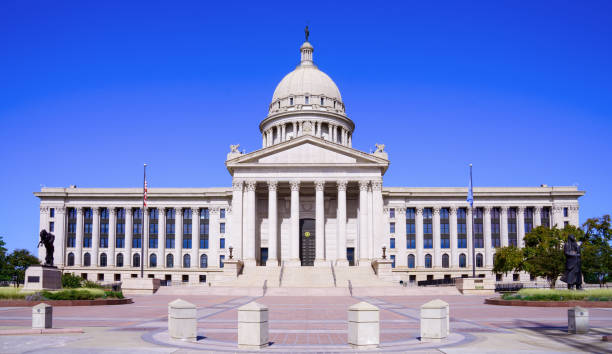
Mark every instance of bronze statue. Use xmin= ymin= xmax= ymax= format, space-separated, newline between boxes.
xmin=561 ymin=234 xmax=582 ymax=290
xmin=305 ymin=26 xmax=309 ymax=42
xmin=38 ymin=229 xmax=55 ymax=266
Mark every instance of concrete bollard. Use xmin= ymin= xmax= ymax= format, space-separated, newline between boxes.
xmin=348 ymin=301 xmax=379 ymax=349
xmin=568 ymin=306 xmax=589 ymax=334
xmin=420 ymin=299 xmax=449 ymax=342
xmin=32 ymin=303 xmax=52 ymax=329
xmin=238 ymin=301 xmax=269 ymax=349
xmin=168 ymin=299 xmax=197 ymax=341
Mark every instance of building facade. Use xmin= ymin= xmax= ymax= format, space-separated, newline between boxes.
xmin=35 ymin=39 xmax=584 ymax=285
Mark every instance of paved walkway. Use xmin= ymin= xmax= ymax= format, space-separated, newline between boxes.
xmin=1 ymin=293 xmax=611 ymax=353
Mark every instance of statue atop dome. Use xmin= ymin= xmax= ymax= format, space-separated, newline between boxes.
xmin=305 ymin=26 xmax=309 ymax=42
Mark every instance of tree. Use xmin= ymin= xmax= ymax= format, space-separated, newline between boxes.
xmin=522 ymin=226 xmax=568 ymax=289
xmin=7 ymin=249 xmax=40 ymax=284
xmin=581 ymin=215 xmax=612 ymax=286
xmin=492 ymin=246 xmax=523 ymax=275
xmin=0 ymin=236 xmax=9 ymax=282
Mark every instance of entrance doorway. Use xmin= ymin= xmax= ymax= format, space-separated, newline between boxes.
xmin=299 ymin=219 xmax=315 ymax=266
xmin=260 ymin=247 xmax=268 ymax=266
xmin=347 ymin=247 xmax=355 ymax=266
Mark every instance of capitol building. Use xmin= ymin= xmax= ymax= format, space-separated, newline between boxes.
xmin=35 ymin=37 xmax=584 ymax=286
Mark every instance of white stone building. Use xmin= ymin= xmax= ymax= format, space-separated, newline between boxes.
xmin=35 ymin=39 xmax=584 ymax=285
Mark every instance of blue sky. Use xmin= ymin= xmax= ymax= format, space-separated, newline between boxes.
xmin=1 ymin=1 xmax=611 ymax=254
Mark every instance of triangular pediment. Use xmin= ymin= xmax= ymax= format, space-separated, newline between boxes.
xmin=226 ymin=135 xmax=389 ymax=173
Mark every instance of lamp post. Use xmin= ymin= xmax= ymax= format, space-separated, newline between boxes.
xmin=229 ymin=246 xmax=234 ymax=260
xmin=382 ymin=245 xmax=387 ymax=260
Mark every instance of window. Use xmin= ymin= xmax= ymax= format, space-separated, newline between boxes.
xmin=459 ymin=253 xmax=467 ymax=268
xmin=440 ymin=223 xmax=449 ymax=234
xmin=564 ymin=221 xmax=569 ymax=227
xmin=441 ymin=234 xmax=450 ymax=248
xmin=116 ymin=253 xmax=124 ymax=267
xmin=476 ymin=253 xmax=483 ymax=267
xmin=525 ymin=222 xmax=533 ymax=233
xmin=100 ymin=253 xmax=107 ymax=267
xmin=220 ymin=238 xmax=225 ymax=249
xmin=67 ymin=252 xmax=75 ymax=266
xmin=117 ymin=208 xmax=125 ymax=219
xmin=149 ymin=236 xmax=158 ymax=249
xmin=406 ymin=223 xmax=415 ymax=234
xmin=133 ymin=223 xmax=142 ymax=234
xmin=563 ymin=207 xmax=568 ymax=217
xmin=389 ymin=222 xmax=395 ymax=234
xmin=199 ymin=274 xmax=207 ymax=283
xmin=182 ymin=235 xmax=191 ymax=249
xmin=406 ymin=208 xmax=415 ymax=219
xmin=424 ymin=235 xmax=433 ymax=248
xmin=150 ymin=223 xmax=158 ymax=234
xmin=183 ymin=208 xmax=192 ymax=219
xmin=182 ymin=274 xmax=189 ymax=283
xmin=320 ymin=97 xmax=324 ymax=105
xmin=149 ymin=254 xmax=157 ymax=267
xmin=166 ymin=254 xmax=174 ymax=268
xmin=68 ymin=222 xmax=76 ymax=233
xmin=49 ymin=222 xmax=54 ymax=232
xmin=100 ymin=236 xmax=108 ymax=248
xmin=167 ymin=208 xmax=176 ymax=220
xmin=183 ymin=223 xmax=192 ymax=235
xmin=440 ymin=208 xmax=449 ymax=219
xmin=220 ymin=255 xmax=225 ymax=268
xmin=289 ymin=97 xmax=294 ymax=105
xmin=407 ymin=234 xmax=415 ymax=248
xmin=133 ymin=254 xmax=140 ymax=268
xmin=133 ymin=236 xmax=142 ymax=248
xmin=116 ymin=236 xmax=125 ymax=248
xmin=442 ymin=254 xmax=449 ymax=268
xmin=390 ymin=255 xmax=396 ymax=268
xmin=220 ymin=209 xmax=226 ymax=219
xmin=389 ymin=238 xmax=395 ymax=249
xmin=305 ymin=96 xmax=309 ymax=104
xmin=83 ymin=236 xmax=92 ymax=248
xmin=389 ymin=208 xmax=395 ymax=218
xmin=513 ymin=273 xmax=520 ymax=282
xmin=67 ymin=235 xmax=76 ymax=248
xmin=116 ymin=223 xmax=125 ymax=234
xmin=424 ymin=224 xmax=432 ymax=234
xmin=100 ymin=208 xmax=109 ymax=219
xmin=69 ymin=208 xmax=77 ymax=219
xmin=84 ymin=208 xmax=92 ymax=219
xmin=496 ymin=273 xmax=503 ymax=281
xmin=166 ymin=235 xmax=175 ymax=248
xmin=100 ymin=223 xmax=109 ymax=234
xmin=407 ymin=254 xmax=415 ymax=268
xmin=84 ymin=222 xmax=92 ymax=233
xmin=200 ymin=254 xmax=208 ymax=268
xmin=200 ymin=208 xmax=209 ymax=249
xmin=98 ymin=273 xmax=104 ymax=281
xmin=220 ymin=223 xmax=225 ymax=234
xmin=166 ymin=223 xmax=175 ymax=234
xmin=50 ymin=208 xmax=55 ymax=218
xmin=423 ymin=208 xmax=432 ymax=219
xmin=183 ymin=254 xmax=191 ymax=268
xmin=425 ymin=254 xmax=432 ymax=268
xmin=83 ymin=253 xmax=91 ymax=267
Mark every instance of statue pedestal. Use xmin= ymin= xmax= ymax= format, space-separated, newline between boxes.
xmin=455 ymin=277 xmax=495 ymax=295
xmin=23 ymin=265 xmax=62 ymax=291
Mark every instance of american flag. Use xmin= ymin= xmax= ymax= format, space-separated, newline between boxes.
xmin=144 ymin=181 xmax=148 ymax=207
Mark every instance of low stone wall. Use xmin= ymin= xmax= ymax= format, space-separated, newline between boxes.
xmin=485 ymin=298 xmax=612 ymax=308
xmin=0 ymin=298 xmax=133 ymax=307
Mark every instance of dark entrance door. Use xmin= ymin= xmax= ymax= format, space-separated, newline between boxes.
xmin=347 ymin=247 xmax=355 ymax=266
xmin=299 ymin=219 xmax=316 ymax=266
xmin=260 ymin=247 xmax=268 ymax=266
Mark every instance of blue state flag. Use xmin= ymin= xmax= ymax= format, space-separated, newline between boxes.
xmin=467 ymin=165 xmax=474 ymax=207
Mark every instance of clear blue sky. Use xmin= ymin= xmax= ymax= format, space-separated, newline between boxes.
xmin=1 ymin=1 xmax=611 ymax=254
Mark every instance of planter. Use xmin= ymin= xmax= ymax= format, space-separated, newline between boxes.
xmin=485 ymin=298 xmax=612 ymax=308
xmin=0 ymin=298 xmax=133 ymax=307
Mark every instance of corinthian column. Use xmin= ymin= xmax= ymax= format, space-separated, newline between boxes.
xmin=289 ymin=180 xmax=301 ymax=266
xmin=450 ymin=207 xmax=458 ymax=267
xmin=416 ymin=207 xmax=423 ymax=268
xmin=315 ymin=180 xmax=326 ymax=266
xmin=108 ymin=207 xmax=116 ymax=266
xmin=125 ymin=208 xmax=133 ymax=266
xmin=534 ymin=206 xmax=542 ymax=227
xmin=397 ymin=207 xmax=407 ymax=267
xmin=500 ymin=206 xmax=508 ymax=247
xmin=55 ymin=207 xmax=66 ymax=266
xmin=158 ymin=208 xmax=166 ymax=267
xmin=267 ymin=180 xmax=279 ymax=267
xmin=372 ymin=180 xmax=384 ymax=258
xmin=231 ymin=180 xmax=244 ymax=259
xmin=433 ymin=207 xmax=441 ymax=268
xmin=517 ymin=206 xmax=525 ymax=248
xmin=484 ymin=206 xmax=492 ymax=267
xmin=191 ymin=208 xmax=199 ymax=269
xmin=75 ymin=207 xmax=84 ymax=266
xmin=336 ymin=180 xmax=348 ymax=266
xmin=244 ymin=180 xmax=257 ymax=266
xmin=358 ymin=180 xmax=369 ymax=265
xmin=92 ymin=207 xmax=100 ymax=267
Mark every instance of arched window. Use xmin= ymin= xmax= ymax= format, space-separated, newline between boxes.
xmin=67 ymin=252 xmax=75 ymax=266
xmin=425 ymin=254 xmax=432 ymax=268
xmin=166 ymin=254 xmax=174 ymax=268
xmin=407 ymin=254 xmax=415 ymax=269
xmin=183 ymin=254 xmax=191 ymax=268
xmin=133 ymin=253 xmax=140 ymax=268
xmin=442 ymin=254 xmax=450 ymax=268
xmin=459 ymin=253 xmax=467 ymax=268
xmin=200 ymin=254 xmax=208 ymax=268
xmin=150 ymin=254 xmax=157 ymax=268
xmin=116 ymin=253 xmax=124 ymax=267
xmin=100 ymin=253 xmax=107 ymax=267
xmin=476 ymin=253 xmax=484 ymax=268
xmin=83 ymin=252 xmax=91 ymax=266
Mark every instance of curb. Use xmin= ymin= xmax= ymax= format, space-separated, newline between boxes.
xmin=484 ymin=298 xmax=612 ymax=308
xmin=0 ymin=298 xmax=133 ymax=307
xmin=0 ymin=328 xmax=84 ymax=335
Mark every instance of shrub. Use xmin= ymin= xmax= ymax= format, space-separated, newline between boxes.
xmin=62 ymin=273 xmax=83 ymax=288
xmin=82 ymin=280 xmax=104 ymax=289
xmin=0 ymin=287 xmax=29 ymax=299
xmin=502 ymin=288 xmax=612 ymax=301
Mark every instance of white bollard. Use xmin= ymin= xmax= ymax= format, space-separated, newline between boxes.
xmin=168 ymin=299 xmax=197 ymax=341
xmin=32 ymin=303 xmax=52 ymax=329
xmin=420 ymin=299 xmax=449 ymax=342
xmin=568 ymin=306 xmax=589 ymax=334
xmin=238 ymin=301 xmax=269 ymax=349
xmin=348 ymin=301 xmax=380 ymax=349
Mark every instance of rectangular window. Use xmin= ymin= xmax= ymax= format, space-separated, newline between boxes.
xmin=200 ymin=237 xmax=209 ymax=249
xmin=508 ymin=223 xmax=517 ymax=233
xmin=50 ymin=208 xmax=55 ymax=218
xmin=441 ymin=235 xmax=450 ymax=248
xmin=116 ymin=237 xmax=125 ymax=248
xmin=406 ymin=223 xmax=415 ymax=234
xmin=166 ymin=224 xmax=175 ymax=234
xmin=457 ymin=223 xmax=466 ymax=234
xmin=423 ymin=224 xmax=432 ymax=234
xmin=133 ymin=223 xmax=142 ymax=234
xmin=389 ymin=222 xmax=395 ymax=234
xmin=564 ymin=221 xmax=569 ymax=227
xmin=220 ymin=223 xmax=225 ymax=234
xmin=83 ymin=236 xmax=92 ymax=248
xmin=99 ymin=236 xmax=108 ymax=248
xmin=305 ymin=96 xmax=309 ymax=104
xmin=183 ymin=237 xmax=192 ymax=249
xmin=220 ymin=209 xmax=226 ymax=219
xmin=390 ymin=255 xmax=396 ymax=268
xmin=132 ymin=237 xmax=142 ymax=248
xmin=424 ymin=235 xmax=433 ymax=248
xmin=200 ymin=223 xmax=209 ymax=235
xmin=406 ymin=208 xmax=415 ymax=219
xmin=183 ymin=208 xmax=192 ymax=220
xmin=166 ymin=237 xmax=175 ymax=249
xmin=67 ymin=236 xmax=76 ymax=248
xmin=563 ymin=207 xmax=568 ymax=217
xmin=68 ymin=222 xmax=76 ymax=233
xmin=149 ymin=237 xmax=158 ymax=248
xmin=389 ymin=208 xmax=395 ymax=218
xmin=84 ymin=223 xmax=92 ymax=233
xmin=220 ymin=255 xmax=225 ymax=268
xmin=458 ymin=235 xmax=467 ymax=248
xmin=220 ymin=238 xmax=225 ymax=249
xmin=116 ymin=223 xmax=125 ymax=234
xmin=100 ymin=223 xmax=109 ymax=234
xmin=407 ymin=235 xmax=415 ymax=248
xmin=440 ymin=223 xmax=449 ymax=234
xmin=389 ymin=237 xmax=395 ymax=249
xmin=525 ymin=222 xmax=533 ymax=233
xmin=183 ymin=223 xmax=192 ymax=235
xmin=100 ymin=208 xmax=109 ymax=219
xmin=49 ymin=221 xmax=54 ymax=232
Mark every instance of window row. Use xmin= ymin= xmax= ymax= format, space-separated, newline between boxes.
xmin=390 ymin=253 xmax=485 ymax=269
xmin=66 ymin=207 xmax=225 ymax=221
xmin=66 ymin=235 xmax=226 ymax=249
xmin=67 ymin=252 xmax=225 ymax=269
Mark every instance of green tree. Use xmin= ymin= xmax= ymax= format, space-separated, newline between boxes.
xmin=522 ymin=226 xmax=568 ymax=289
xmin=7 ymin=249 xmax=40 ymax=284
xmin=492 ymin=246 xmax=523 ymax=275
xmin=581 ymin=215 xmax=612 ymax=286
xmin=0 ymin=236 xmax=9 ymax=281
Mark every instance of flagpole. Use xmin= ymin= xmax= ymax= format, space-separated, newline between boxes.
xmin=141 ymin=163 xmax=147 ymax=279
xmin=470 ymin=164 xmax=476 ymax=278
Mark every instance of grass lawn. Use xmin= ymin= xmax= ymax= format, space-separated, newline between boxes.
xmin=0 ymin=287 xmax=123 ymax=300
xmin=501 ymin=288 xmax=612 ymax=301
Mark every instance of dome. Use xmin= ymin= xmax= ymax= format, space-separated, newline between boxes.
xmin=272 ymin=65 xmax=342 ymax=103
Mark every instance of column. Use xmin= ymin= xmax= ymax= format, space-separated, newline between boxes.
xmin=500 ymin=206 xmax=508 ymax=247
xmin=55 ymin=207 xmax=66 ymax=266
xmin=372 ymin=180 xmax=384 ymax=258
xmin=125 ymin=208 xmax=133 ymax=266
xmin=397 ymin=207 xmax=407 ymax=267
xmin=484 ymin=206 xmax=492 ymax=267
xmin=358 ymin=180 xmax=369 ymax=264
xmin=315 ymin=180 xmax=326 ymax=265
xmin=232 ymin=180 xmax=244 ymax=260
xmin=433 ymin=207 xmax=441 ymax=267
xmin=108 ymin=207 xmax=116 ymax=266
xmin=332 ymin=125 xmax=337 ymax=143
xmin=158 ymin=208 xmax=166 ymax=267
xmin=348 ymin=133 xmax=352 ymax=147
xmin=281 ymin=124 xmax=286 ymax=142
xmin=210 ymin=207 xmax=220 ymax=267
xmin=175 ymin=207 xmax=183 ymax=267
xmin=368 ymin=184 xmax=373 ymax=259
xmin=466 ymin=208 xmax=473 ymax=267
xmin=450 ymin=207 xmax=458 ymax=267
xmin=336 ymin=180 xmax=348 ymax=266
xmin=38 ymin=206 xmax=47 ymax=260
xmin=534 ymin=206 xmax=542 ymax=227
xmin=143 ymin=207 xmax=150 ymax=267
xmin=416 ymin=207 xmax=424 ymax=267
xmin=92 ymin=207 xmax=100 ymax=267
xmin=262 ymin=133 xmax=266 ymax=148
xmin=292 ymin=122 xmax=297 ymax=139
xmin=191 ymin=208 xmax=199 ymax=269
xmin=245 ymin=180 xmax=257 ymax=266
xmin=267 ymin=180 xmax=278 ymax=266
xmin=289 ymin=180 xmax=300 ymax=265
xmin=75 ymin=207 xmax=84 ymax=266
xmin=517 ymin=206 xmax=525 ymax=248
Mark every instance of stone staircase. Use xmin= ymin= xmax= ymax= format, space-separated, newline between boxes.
xmin=215 ymin=266 xmax=281 ymax=288
xmin=334 ymin=265 xmax=396 ymax=288
xmin=280 ymin=266 xmax=336 ymax=288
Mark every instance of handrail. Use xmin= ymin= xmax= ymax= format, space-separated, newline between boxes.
xmin=279 ymin=261 xmax=285 ymax=287
xmin=263 ymin=279 xmax=268 ymax=296
xmin=330 ymin=260 xmax=337 ymax=287
xmin=348 ymin=279 xmax=353 ymax=296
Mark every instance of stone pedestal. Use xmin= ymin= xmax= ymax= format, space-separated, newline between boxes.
xmin=23 ymin=265 xmax=61 ymax=291
xmin=348 ymin=301 xmax=379 ymax=349
xmin=220 ymin=259 xmax=243 ymax=282
xmin=238 ymin=301 xmax=269 ymax=349
xmin=121 ymin=278 xmax=161 ymax=295
xmin=420 ymin=299 xmax=449 ymax=342
xmin=32 ymin=303 xmax=52 ymax=329
xmin=372 ymin=259 xmax=393 ymax=281
xmin=455 ymin=277 xmax=495 ymax=295
xmin=168 ymin=299 xmax=197 ymax=341
xmin=568 ymin=306 xmax=589 ymax=334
